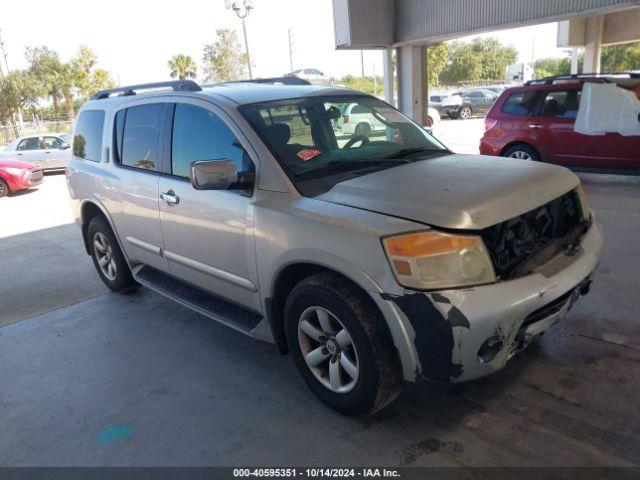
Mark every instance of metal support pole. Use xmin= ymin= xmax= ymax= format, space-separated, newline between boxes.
xmin=288 ymin=29 xmax=294 ymax=72
xmin=382 ymin=49 xmax=394 ymax=106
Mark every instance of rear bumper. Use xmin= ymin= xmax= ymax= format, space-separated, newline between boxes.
xmin=375 ymin=214 xmax=603 ymax=383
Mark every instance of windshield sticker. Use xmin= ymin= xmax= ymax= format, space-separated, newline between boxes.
xmin=297 ymin=149 xmax=322 ymax=161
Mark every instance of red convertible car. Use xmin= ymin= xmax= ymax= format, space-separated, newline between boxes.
xmin=0 ymin=158 xmax=43 ymax=197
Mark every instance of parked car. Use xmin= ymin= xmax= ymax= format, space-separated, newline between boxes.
xmin=337 ymin=102 xmax=440 ymax=135
xmin=59 ymin=133 xmax=73 ymax=144
xmin=428 ymin=94 xmax=446 ymax=112
xmin=0 ymin=134 xmax=71 ymax=171
xmin=285 ymin=68 xmax=333 ymax=86
xmin=0 ymin=158 xmax=43 ymax=197
xmin=480 ymin=73 xmax=640 ymax=171
xmin=67 ymin=79 xmax=601 ymax=415
xmin=444 ymin=89 xmax=499 ymax=119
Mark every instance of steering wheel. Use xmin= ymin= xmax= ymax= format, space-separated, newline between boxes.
xmin=343 ymin=135 xmax=370 ymax=149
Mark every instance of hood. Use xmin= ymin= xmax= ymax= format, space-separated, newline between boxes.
xmin=0 ymin=158 xmax=37 ymax=170
xmin=315 ymin=154 xmax=580 ymax=230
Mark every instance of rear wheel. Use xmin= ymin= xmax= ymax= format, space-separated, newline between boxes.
xmin=88 ymin=216 xmax=139 ymax=293
xmin=503 ymin=144 xmax=540 ymax=162
xmin=0 ymin=179 xmax=9 ymax=198
xmin=284 ymin=273 xmax=403 ymax=416
xmin=459 ymin=106 xmax=472 ymax=120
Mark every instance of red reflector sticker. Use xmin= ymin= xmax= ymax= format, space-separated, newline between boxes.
xmin=297 ymin=149 xmax=322 ymax=161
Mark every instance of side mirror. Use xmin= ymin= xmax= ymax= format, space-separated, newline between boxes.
xmin=190 ymin=159 xmax=254 ymax=191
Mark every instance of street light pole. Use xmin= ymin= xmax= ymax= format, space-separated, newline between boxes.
xmin=226 ymin=0 xmax=254 ymax=80
xmin=241 ymin=17 xmax=252 ymax=79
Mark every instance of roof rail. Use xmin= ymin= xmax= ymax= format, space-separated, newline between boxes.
xmin=228 ymin=76 xmax=312 ymax=86
xmin=526 ymin=72 xmax=640 ymax=86
xmin=91 ymin=80 xmax=202 ymax=100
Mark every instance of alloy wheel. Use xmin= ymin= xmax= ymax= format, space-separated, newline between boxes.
xmin=297 ymin=306 xmax=359 ymax=393
xmin=93 ymin=231 xmax=117 ymax=281
xmin=508 ymin=150 xmax=532 ymax=160
xmin=459 ymin=107 xmax=472 ymax=119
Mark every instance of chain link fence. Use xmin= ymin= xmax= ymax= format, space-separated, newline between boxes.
xmin=0 ymin=120 xmax=74 ymax=148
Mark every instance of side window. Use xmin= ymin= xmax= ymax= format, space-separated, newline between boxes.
xmin=42 ymin=136 xmax=66 ymax=149
xmin=501 ymin=91 xmax=539 ymax=117
xmin=350 ymin=104 xmax=369 ymax=114
xmin=171 ymin=103 xmax=251 ymax=179
xmin=73 ymin=110 xmax=105 ymax=161
xmin=120 ymin=104 xmax=163 ymax=171
xmin=18 ymin=137 xmax=40 ymax=151
xmin=539 ymin=90 xmax=581 ymax=119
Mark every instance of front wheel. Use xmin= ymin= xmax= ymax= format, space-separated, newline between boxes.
xmin=284 ymin=273 xmax=403 ymax=415
xmin=0 ymin=178 xmax=9 ymax=198
xmin=88 ymin=216 xmax=139 ymax=293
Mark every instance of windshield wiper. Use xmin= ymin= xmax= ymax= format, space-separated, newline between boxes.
xmin=385 ymin=147 xmax=448 ymax=159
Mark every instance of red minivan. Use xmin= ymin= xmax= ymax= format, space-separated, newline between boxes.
xmin=480 ymin=74 xmax=640 ymax=172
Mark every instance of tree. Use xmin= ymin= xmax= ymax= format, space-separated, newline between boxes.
xmin=601 ymin=42 xmax=640 ymax=72
xmin=439 ymin=38 xmax=518 ymax=85
xmin=337 ymin=75 xmax=383 ymax=95
xmin=25 ymin=45 xmax=115 ymax=120
xmin=0 ymin=70 xmax=39 ymax=125
xmin=202 ymin=29 xmax=247 ymax=83
xmin=25 ymin=46 xmax=64 ymax=117
xmin=168 ymin=54 xmax=197 ymax=80
xmin=427 ymin=43 xmax=449 ymax=86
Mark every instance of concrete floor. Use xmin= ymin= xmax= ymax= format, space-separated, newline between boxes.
xmin=1 ymin=167 xmax=639 ymax=467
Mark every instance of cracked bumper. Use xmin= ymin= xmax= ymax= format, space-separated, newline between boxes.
xmin=377 ymin=214 xmax=603 ymax=383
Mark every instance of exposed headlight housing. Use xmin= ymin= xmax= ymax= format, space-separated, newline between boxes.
xmin=382 ymin=230 xmax=496 ymax=290
xmin=575 ymin=184 xmax=591 ymax=220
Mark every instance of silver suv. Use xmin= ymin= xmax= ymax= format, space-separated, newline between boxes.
xmin=67 ymin=79 xmax=602 ymax=415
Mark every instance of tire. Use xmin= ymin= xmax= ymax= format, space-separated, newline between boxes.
xmin=459 ymin=106 xmax=472 ymax=120
xmin=87 ymin=216 xmax=139 ymax=293
xmin=284 ymin=273 xmax=403 ymax=416
xmin=503 ymin=144 xmax=540 ymax=162
xmin=354 ymin=122 xmax=372 ymax=137
xmin=0 ymin=178 xmax=9 ymax=198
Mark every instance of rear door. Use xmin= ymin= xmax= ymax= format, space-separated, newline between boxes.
xmin=157 ymin=98 xmax=260 ymax=311
xmin=14 ymin=137 xmax=44 ymax=166
xmin=529 ymin=88 xmax=591 ymax=167
xmin=110 ymin=102 xmax=169 ymax=273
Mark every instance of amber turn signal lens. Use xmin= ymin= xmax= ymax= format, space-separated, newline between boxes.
xmin=385 ymin=231 xmax=475 ymax=257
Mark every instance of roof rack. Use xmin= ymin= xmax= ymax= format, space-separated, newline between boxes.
xmin=91 ymin=80 xmax=202 ymax=100
xmin=526 ymin=72 xmax=640 ymax=86
xmin=226 ymin=76 xmax=311 ymax=86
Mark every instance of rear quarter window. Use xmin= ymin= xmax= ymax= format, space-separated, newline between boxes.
xmin=501 ymin=91 xmax=539 ymax=116
xmin=74 ymin=110 xmax=105 ymax=162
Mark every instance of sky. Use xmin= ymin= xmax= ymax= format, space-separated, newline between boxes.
xmin=1 ymin=0 xmax=569 ymax=84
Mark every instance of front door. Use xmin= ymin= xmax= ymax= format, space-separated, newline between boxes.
xmin=158 ymin=100 xmax=259 ymax=311
xmin=41 ymin=136 xmax=70 ymax=169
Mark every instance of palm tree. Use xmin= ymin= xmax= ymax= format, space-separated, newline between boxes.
xmin=168 ymin=54 xmax=197 ymax=81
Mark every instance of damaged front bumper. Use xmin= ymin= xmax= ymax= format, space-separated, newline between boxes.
xmin=377 ymin=214 xmax=603 ymax=383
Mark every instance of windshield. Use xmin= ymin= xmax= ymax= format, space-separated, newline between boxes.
xmin=241 ymin=95 xmax=449 ymax=196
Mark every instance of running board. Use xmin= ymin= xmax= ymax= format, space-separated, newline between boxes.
xmin=133 ymin=265 xmax=262 ymax=334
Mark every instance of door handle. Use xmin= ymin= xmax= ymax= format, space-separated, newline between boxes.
xmin=160 ymin=191 xmax=179 ymax=206
xmin=529 ymin=124 xmax=542 ymax=129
